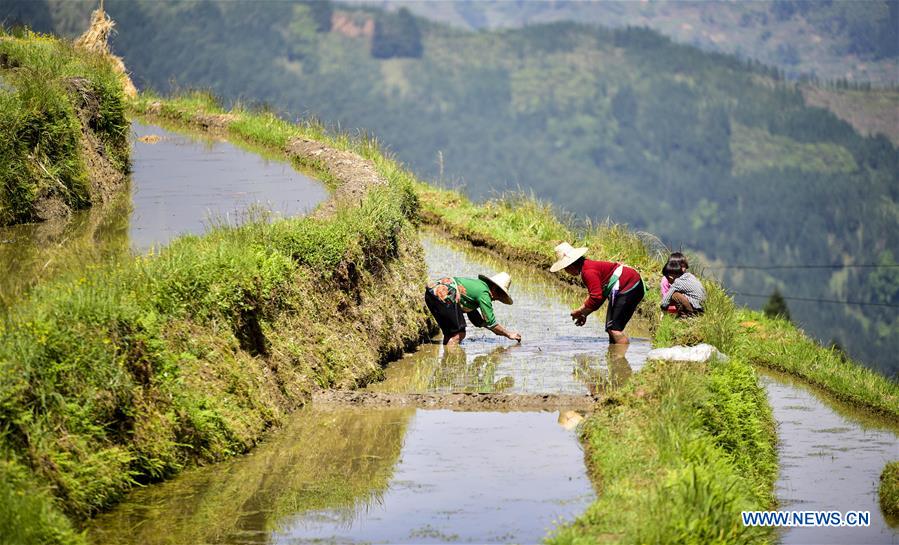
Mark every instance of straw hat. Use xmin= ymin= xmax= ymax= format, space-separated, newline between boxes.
xmin=549 ymin=242 xmax=588 ymax=273
xmin=478 ymin=272 xmax=514 ymax=305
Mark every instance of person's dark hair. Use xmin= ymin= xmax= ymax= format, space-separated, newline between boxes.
xmin=662 ymin=262 xmax=682 ymax=278
xmin=667 ymin=251 xmax=688 ymax=271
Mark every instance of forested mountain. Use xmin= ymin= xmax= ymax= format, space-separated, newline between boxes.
xmin=353 ymin=0 xmax=899 ymax=85
xmin=6 ymin=0 xmax=898 ymax=376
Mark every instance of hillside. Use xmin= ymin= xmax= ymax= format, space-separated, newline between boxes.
xmin=7 ymin=0 xmax=898 ymax=376
xmin=353 ymin=0 xmax=899 ymax=85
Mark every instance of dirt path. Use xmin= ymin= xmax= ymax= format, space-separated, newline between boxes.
xmin=312 ymin=390 xmax=599 ymax=411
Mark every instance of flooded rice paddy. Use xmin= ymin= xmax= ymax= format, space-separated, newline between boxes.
xmin=0 ymin=121 xmax=326 ymax=305
xmin=762 ymin=371 xmax=899 ymax=544
xmin=369 ymin=234 xmax=653 ymax=396
xmin=9 ymin=124 xmax=896 ymax=544
xmin=88 ymin=233 xmax=620 ymax=544
xmin=89 ymin=408 xmax=593 ymax=545
xmin=129 ymin=122 xmax=326 ymax=249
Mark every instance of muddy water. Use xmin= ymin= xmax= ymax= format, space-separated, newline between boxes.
xmin=88 ymin=235 xmax=609 ymax=544
xmin=762 ymin=371 xmax=899 ymax=544
xmin=0 ymin=122 xmax=326 ymax=304
xmin=368 ymin=233 xmax=652 ymax=395
xmin=129 ymin=122 xmax=327 ymax=249
xmin=89 ymin=407 xmax=592 ymax=545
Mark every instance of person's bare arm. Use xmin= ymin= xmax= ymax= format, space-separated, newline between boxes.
xmin=489 ymin=324 xmax=521 ymax=342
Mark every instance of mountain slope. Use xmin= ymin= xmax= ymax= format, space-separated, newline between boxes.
xmin=353 ymin=0 xmax=899 ymax=85
xmin=10 ymin=0 xmax=898 ymax=375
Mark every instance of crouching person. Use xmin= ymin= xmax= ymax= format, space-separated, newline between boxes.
xmin=424 ymin=273 xmax=522 ymax=345
xmin=659 ymin=262 xmax=706 ymax=317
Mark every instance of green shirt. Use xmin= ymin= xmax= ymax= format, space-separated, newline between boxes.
xmin=454 ymin=277 xmax=497 ymax=328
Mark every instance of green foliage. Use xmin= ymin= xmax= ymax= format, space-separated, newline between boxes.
xmin=31 ymin=0 xmax=893 ymax=373
xmin=372 ymin=7 xmax=423 ymax=59
xmin=0 ymin=31 xmax=128 ymax=225
xmin=0 ymin=98 xmax=430 ymax=536
xmin=547 ymin=359 xmax=776 ymax=545
xmin=730 ymin=122 xmax=857 ymax=175
xmin=880 ymin=461 xmax=899 ymax=519
xmin=0 ymin=457 xmax=83 ymax=545
xmin=762 ymin=288 xmax=791 ymax=322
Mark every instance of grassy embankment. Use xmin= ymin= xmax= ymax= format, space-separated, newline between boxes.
xmin=881 ymin=461 xmax=899 ymax=521
xmin=417 ymin=183 xmax=898 ymax=542
xmin=0 ymin=30 xmax=129 ymax=226
xmin=0 ymin=91 xmax=433 ymax=545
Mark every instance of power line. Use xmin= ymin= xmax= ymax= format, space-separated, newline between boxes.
xmin=732 ymin=292 xmax=899 ymax=309
xmin=705 ymin=264 xmax=899 ymax=270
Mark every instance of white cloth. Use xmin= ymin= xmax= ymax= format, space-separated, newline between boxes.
xmin=646 ymin=343 xmax=728 ymax=363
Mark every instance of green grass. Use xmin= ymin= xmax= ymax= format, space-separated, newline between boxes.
xmin=416 ymin=183 xmax=664 ymax=326
xmin=547 ymin=357 xmax=776 ymax=545
xmin=417 ymin=182 xmax=897 ymax=542
xmin=0 ymin=94 xmax=431 ymax=544
xmin=0 ymin=30 xmax=129 ymax=225
xmin=880 ymin=461 xmax=899 ymax=520
xmin=734 ymin=310 xmax=899 ymax=418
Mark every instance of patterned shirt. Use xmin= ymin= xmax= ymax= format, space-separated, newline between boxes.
xmin=659 ymin=272 xmax=706 ymax=310
xmin=427 ymin=276 xmax=497 ymax=328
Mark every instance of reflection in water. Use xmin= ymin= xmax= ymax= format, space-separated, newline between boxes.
xmin=368 ymin=344 xmax=516 ymax=394
xmin=573 ymin=343 xmax=635 ymax=396
xmin=88 ymin=408 xmax=595 ymax=545
xmin=89 ymin=407 xmax=414 ymax=545
xmin=762 ymin=371 xmax=899 ymax=544
xmin=271 ymin=410 xmax=594 ymax=544
xmin=0 ymin=191 xmax=131 ymax=307
xmin=1 ymin=122 xmax=327 ymax=306
xmin=368 ymin=234 xmax=651 ymax=395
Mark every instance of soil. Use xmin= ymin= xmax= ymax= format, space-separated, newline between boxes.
xmin=285 ymin=137 xmax=387 ymax=219
xmin=312 ymin=390 xmax=599 ymax=411
xmin=30 ymin=79 xmax=129 ymax=223
xmin=144 ymin=101 xmax=236 ymax=133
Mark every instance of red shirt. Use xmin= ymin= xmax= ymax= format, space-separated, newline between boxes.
xmin=581 ymin=259 xmax=642 ymax=311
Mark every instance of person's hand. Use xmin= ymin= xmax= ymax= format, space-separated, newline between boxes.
xmin=509 ymin=331 xmax=522 ymax=343
xmin=571 ymin=308 xmax=588 ymax=327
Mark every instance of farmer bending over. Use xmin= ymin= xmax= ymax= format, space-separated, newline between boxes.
xmin=424 ymin=272 xmax=521 ymax=345
xmin=659 ymin=261 xmax=706 ymax=317
xmin=550 ymin=242 xmax=645 ymax=345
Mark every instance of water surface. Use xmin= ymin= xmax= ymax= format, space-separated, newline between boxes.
xmin=130 ymin=122 xmax=327 ymax=249
xmin=0 ymin=122 xmax=327 ymax=304
xmin=762 ymin=371 xmax=899 ymax=544
xmin=368 ymin=233 xmax=652 ymax=395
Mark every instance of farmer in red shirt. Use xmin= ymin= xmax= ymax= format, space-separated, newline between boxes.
xmin=550 ymin=242 xmax=645 ymax=344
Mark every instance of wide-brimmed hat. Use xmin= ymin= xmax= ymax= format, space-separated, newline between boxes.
xmin=549 ymin=242 xmax=588 ymax=273
xmin=478 ymin=272 xmax=513 ymax=305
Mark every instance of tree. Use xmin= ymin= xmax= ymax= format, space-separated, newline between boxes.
xmin=2 ymin=0 xmax=54 ymax=33
xmin=763 ymin=289 xmax=791 ymax=321
xmin=306 ymin=0 xmax=333 ymax=33
xmin=371 ymin=7 xmax=423 ymax=59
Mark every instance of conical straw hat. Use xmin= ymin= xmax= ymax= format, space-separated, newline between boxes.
xmin=549 ymin=242 xmax=588 ymax=273
xmin=478 ymin=272 xmax=513 ymax=305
